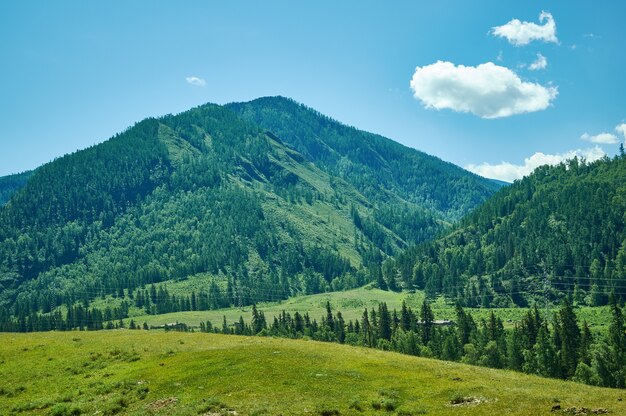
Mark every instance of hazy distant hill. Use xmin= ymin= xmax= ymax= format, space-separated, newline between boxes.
xmin=0 ymin=170 xmax=33 ymax=205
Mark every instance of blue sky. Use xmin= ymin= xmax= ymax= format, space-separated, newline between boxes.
xmin=1 ymin=1 xmax=625 ymax=180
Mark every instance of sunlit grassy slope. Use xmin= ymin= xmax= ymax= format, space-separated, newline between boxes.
xmin=1 ymin=331 xmax=623 ymax=415
xmin=124 ymin=286 xmax=613 ymax=333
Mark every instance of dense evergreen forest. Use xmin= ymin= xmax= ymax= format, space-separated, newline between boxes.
xmin=386 ymin=153 xmax=626 ymax=307
xmin=0 ymin=98 xmax=498 ymax=322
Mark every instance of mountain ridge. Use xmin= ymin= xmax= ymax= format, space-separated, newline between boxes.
xmin=227 ymin=96 xmax=501 ymax=221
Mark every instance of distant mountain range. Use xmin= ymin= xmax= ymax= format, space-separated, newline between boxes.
xmin=0 ymin=97 xmax=499 ymax=316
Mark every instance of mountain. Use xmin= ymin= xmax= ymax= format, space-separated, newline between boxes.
xmin=0 ymin=170 xmax=33 ymax=205
xmin=226 ymin=96 xmax=500 ymax=222
xmin=0 ymin=98 xmax=498 ymax=320
xmin=387 ymin=154 xmax=626 ymax=307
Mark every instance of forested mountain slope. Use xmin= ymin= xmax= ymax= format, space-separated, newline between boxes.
xmin=227 ymin=96 xmax=501 ymax=221
xmin=387 ymin=154 xmax=626 ymax=307
xmin=0 ymin=170 xmax=33 ymax=205
xmin=0 ymin=99 xmax=498 ymax=319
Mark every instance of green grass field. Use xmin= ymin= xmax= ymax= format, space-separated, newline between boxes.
xmin=1 ymin=330 xmax=624 ymax=415
xmin=123 ymin=286 xmax=613 ymax=334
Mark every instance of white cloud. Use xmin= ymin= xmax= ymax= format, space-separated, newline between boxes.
xmin=466 ymin=146 xmax=606 ymax=182
xmin=528 ymin=53 xmax=548 ymax=70
xmin=581 ymin=132 xmax=619 ymax=144
xmin=615 ymin=123 xmax=626 ymax=138
xmin=492 ymin=11 xmax=558 ymax=46
xmin=409 ymin=61 xmax=558 ymax=118
xmin=185 ymin=76 xmax=206 ymax=87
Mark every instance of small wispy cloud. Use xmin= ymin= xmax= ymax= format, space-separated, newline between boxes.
xmin=491 ymin=11 xmax=558 ymax=46
xmin=581 ymin=132 xmax=619 ymax=144
xmin=615 ymin=123 xmax=626 ymax=138
xmin=185 ymin=76 xmax=207 ymax=87
xmin=466 ymin=146 xmax=606 ymax=182
xmin=528 ymin=53 xmax=548 ymax=71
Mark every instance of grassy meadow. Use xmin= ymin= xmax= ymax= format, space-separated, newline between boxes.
xmin=121 ymin=286 xmax=613 ymax=333
xmin=1 ymin=330 xmax=624 ymax=415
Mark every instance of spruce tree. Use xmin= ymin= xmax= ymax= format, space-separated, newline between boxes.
xmin=361 ymin=309 xmax=373 ymax=347
xmin=556 ymin=296 xmax=581 ymax=378
xmin=420 ymin=300 xmax=434 ymax=345
xmin=325 ymin=301 xmax=334 ymax=330
xmin=400 ymin=301 xmax=411 ymax=331
xmin=378 ymin=302 xmax=392 ymax=341
xmin=530 ymin=322 xmax=559 ymax=378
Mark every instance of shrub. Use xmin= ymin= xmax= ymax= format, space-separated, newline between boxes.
xmin=50 ymin=403 xmax=81 ymax=416
xmin=316 ymin=405 xmax=341 ymax=416
xmin=197 ymin=397 xmax=228 ymax=414
xmin=348 ymin=399 xmax=363 ymax=412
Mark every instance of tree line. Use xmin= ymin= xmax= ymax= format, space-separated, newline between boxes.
xmin=203 ymin=297 xmax=626 ymax=389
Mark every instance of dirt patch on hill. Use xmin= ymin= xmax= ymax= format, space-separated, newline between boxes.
xmin=448 ymin=396 xmax=488 ymax=407
xmin=551 ymin=405 xmax=609 ymax=415
xmin=146 ymin=397 xmax=178 ymax=412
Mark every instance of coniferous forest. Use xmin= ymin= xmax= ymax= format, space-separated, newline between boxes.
xmin=208 ymin=296 xmax=626 ymax=389
xmin=387 ymin=152 xmax=626 ymax=307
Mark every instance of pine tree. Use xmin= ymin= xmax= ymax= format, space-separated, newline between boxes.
xmin=325 ymin=301 xmax=334 ymax=330
xmin=420 ymin=300 xmax=434 ymax=345
xmin=400 ymin=301 xmax=411 ymax=331
xmin=507 ymin=325 xmax=524 ymax=371
xmin=378 ymin=302 xmax=392 ymax=341
xmin=603 ymin=298 xmax=626 ymax=387
xmin=556 ymin=296 xmax=581 ymax=378
xmin=361 ymin=309 xmax=373 ymax=347
xmin=335 ymin=311 xmax=346 ymax=343
xmin=251 ymin=304 xmax=264 ymax=334
xmin=455 ymin=303 xmax=476 ymax=346
xmin=527 ymin=322 xmax=559 ymax=378
xmin=579 ymin=320 xmax=593 ymax=365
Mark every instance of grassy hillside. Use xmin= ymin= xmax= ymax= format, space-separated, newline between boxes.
xmin=1 ymin=331 xmax=623 ymax=415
